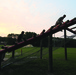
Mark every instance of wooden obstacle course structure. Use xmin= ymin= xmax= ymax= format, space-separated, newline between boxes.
xmin=0 ymin=17 xmax=76 ymax=73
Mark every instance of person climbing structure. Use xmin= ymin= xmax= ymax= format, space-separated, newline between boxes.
xmin=55 ymin=14 xmax=66 ymax=27
xmin=16 ymin=31 xmax=26 ymax=43
xmin=50 ymin=14 xmax=66 ymax=31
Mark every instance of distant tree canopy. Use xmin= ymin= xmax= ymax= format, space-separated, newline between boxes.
xmin=7 ymin=32 xmax=37 ymax=39
xmin=7 ymin=33 xmax=19 ymax=39
xmin=24 ymin=32 xmax=38 ymax=39
xmin=0 ymin=32 xmax=76 ymax=48
xmin=0 ymin=31 xmax=38 ymax=45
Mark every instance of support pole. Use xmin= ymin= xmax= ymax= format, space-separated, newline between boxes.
xmin=12 ymin=50 xmax=15 ymax=58
xmin=64 ymin=28 xmax=67 ymax=60
xmin=48 ymin=33 xmax=53 ymax=74
xmin=0 ymin=53 xmax=2 ymax=71
xmin=21 ymin=49 xmax=22 ymax=56
xmin=40 ymin=40 xmax=42 ymax=59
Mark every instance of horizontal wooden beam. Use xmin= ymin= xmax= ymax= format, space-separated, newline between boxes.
xmin=66 ymin=28 xmax=76 ymax=34
xmin=71 ymin=27 xmax=76 ymax=29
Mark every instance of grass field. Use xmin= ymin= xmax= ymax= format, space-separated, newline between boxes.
xmin=0 ymin=46 xmax=76 ymax=75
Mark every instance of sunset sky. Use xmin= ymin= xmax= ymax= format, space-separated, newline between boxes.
xmin=0 ymin=0 xmax=76 ymax=37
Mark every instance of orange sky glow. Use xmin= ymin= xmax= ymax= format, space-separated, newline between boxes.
xmin=0 ymin=0 xmax=76 ymax=37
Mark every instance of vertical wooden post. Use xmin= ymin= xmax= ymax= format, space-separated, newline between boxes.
xmin=64 ymin=28 xmax=67 ymax=60
xmin=54 ymin=34 xmax=55 ymax=48
xmin=21 ymin=49 xmax=22 ymax=56
xmin=12 ymin=50 xmax=15 ymax=58
xmin=48 ymin=33 xmax=53 ymax=74
xmin=0 ymin=53 xmax=2 ymax=71
xmin=40 ymin=40 xmax=42 ymax=59
xmin=40 ymin=29 xmax=45 ymax=59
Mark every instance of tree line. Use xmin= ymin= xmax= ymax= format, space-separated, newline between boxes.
xmin=0 ymin=31 xmax=76 ymax=48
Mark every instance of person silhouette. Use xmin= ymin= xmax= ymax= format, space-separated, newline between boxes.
xmin=55 ymin=14 xmax=66 ymax=26
xmin=17 ymin=31 xmax=25 ymax=43
xmin=50 ymin=15 xmax=66 ymax=31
